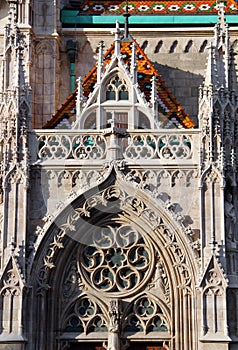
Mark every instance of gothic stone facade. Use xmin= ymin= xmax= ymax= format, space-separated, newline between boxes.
xmin=0 ymin=1 xmax=238 ymax=350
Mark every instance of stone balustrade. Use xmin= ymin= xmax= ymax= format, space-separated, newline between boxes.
xmin=29 ymin=129 xmax=200 ymax=165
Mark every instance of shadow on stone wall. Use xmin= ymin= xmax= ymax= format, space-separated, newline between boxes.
xmin=154 ymin=62 xmax=204 ymax=127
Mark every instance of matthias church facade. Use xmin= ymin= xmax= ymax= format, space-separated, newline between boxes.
xmin=0 ymin=1 xmax=238 ymax=350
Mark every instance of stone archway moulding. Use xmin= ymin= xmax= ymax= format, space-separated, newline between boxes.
xmin=29 ymin=166 xmax=199 ymax=295
xmin=28 ymin=167 xmax=200 ymax=350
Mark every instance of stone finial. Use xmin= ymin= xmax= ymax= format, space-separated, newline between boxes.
xmin=214 ymin=1 xmax=229 ymax=89
xmin=215 ymin=1 xmax=228 ymax=47
xmin=122 ymin=0 xmax=132 ymax=42
xmin=76 ymin=76 xmax=84 ymax=119
xmin=6 ymin=0 xmax=17 ymax=29
xmin=151 ymin=75 xmax=158 ymax=119
xmin=97 ymin=41 xmax=104 ymax=84
xmin=130 ymin=41 xmax=137 ymax=84
xmin=112 ymin=21 xmax=122 ymax=57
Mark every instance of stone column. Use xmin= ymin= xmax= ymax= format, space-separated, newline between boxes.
xmin=108 ymin=299 xmax=121 ymax=350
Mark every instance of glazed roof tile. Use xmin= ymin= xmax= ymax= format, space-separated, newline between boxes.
xmin=76 ymin=0 xmax=237 ymax=15
xmin=44 ymin=38 xmax=195 ymax=129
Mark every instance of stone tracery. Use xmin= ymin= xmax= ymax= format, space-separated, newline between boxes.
xmin=79 ymin=224 xmax=153 ymax=295
xmin=123 ymin=295 xmax=169 ymax=334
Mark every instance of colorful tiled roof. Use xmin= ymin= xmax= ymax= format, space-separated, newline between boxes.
xmin=44 ymin=38 xmax=195 ymax=129
xmin=74 ymin=0 xmax=238 ymax=15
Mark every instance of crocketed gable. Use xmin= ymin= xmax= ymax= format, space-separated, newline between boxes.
xmin=44 ymin=36 xmax=195 ymax=129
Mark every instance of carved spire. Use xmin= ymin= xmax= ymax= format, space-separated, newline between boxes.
xmin=6 ymin=0 xmax=17 ymax=29
xmin=76 ymin=76 xmax=84 ymax=119
xmin=151 ymin=76 xmax=158 ymax=120
xmin=97 ymin=41 xmax=104 ymax=84
xmin=130 ymin=41 xmax=137 ymax=84
xmin=214 ymin=1 xmax=229 ymax=90
xmin=202 ymin=2 xmax=229 ymax=93
xmin=113 ymin=21 xmax=122 ymax=57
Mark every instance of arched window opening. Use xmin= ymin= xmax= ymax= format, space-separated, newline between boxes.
xmin=105 ymin=75 xmax=129 ymax=101
xmin=63 ymin=296 xmax=108 ymax=333
xmin=106 ymin=85 xmax=116 ymax=100
xmin=119 ymin=85 xmax=129 ymax=100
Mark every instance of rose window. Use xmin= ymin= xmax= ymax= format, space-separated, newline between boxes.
xmin=78 ymin=225 xmax=154 ymax=296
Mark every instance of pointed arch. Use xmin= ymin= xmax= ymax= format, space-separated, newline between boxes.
xmin=200 ymin=165 xmax=224 ymax=188
xmin=60 ymin=293 xmax=108 ymax=335
xmin=0 ymin=256 xmax=25 ymax=336
xmin=100 ymin=66 xmax=132 ymax=101
xmin=28 ymin=168 xmax=199 ymax=349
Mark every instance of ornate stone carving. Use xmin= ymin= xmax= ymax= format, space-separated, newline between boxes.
xmin=62 ymin=295 xmax=108 ymax=334
xmin=62 ymin=259 xmax=85 ymax=302
xmin=0 ymin=267 xmax=21 ymax=296
xmin=37 ymin=133 xmax=107 ymax=161
xmin=34 ymin=178 xmax=197 ymax=297
xmin=123 ymin=295 xmax=169 ymax=334
xmin=123 ymin=133 xmax=192 ymax=160
xmin=148 ymin=256 xmax=170 ymax=303
xmin=108 ymin=299 xmax=121 ymax=350
xmin=79 ymin=224 xmax=154 ymax=296
xmin=204 ymin=266 xmax=224 ymax=296
xmin=224 ymin=192 xmax=237 ymax=241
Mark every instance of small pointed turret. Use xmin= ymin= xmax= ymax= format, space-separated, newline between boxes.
xmin=113 ymin=21 xmax=121 ymax=57
xmin=214 ymin=1 xmax=229 ymax=89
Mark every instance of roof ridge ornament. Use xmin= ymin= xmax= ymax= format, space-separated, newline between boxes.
xmin=122 ymin=0 xmax=132 ymax=42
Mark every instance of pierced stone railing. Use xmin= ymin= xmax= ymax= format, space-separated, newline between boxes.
xmin=29 ymin=131 xmax=107 ymax=163
xmin=29 ymin=129 xmax=200 ymax=165
xmin=123 ymin=133 xmax=193 ymax=160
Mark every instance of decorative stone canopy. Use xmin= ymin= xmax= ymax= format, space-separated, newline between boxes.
xmin=44 ymin=23 xmax=195 ymax=129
